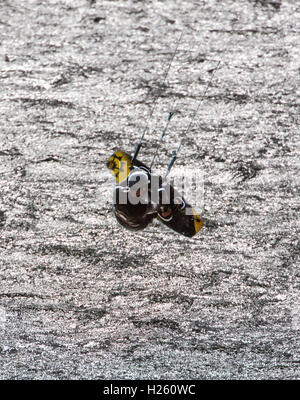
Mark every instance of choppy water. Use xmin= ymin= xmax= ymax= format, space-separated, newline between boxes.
xmin=0 ymin=0 xmax=299 ymax=379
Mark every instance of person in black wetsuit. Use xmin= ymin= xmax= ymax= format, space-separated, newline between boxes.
xmin=113 ymin=167 xmax=185 ymax=231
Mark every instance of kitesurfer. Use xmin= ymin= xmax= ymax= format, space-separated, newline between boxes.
xmin=113 ymin=167 xmax=185 ymax=231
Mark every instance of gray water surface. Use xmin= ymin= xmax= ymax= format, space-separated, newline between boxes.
xmin=0 ymin=0 xmax=299 ymax=379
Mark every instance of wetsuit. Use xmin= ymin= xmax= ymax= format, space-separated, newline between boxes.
xmin=113 ymin=167 xmax=183 ymax=231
